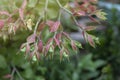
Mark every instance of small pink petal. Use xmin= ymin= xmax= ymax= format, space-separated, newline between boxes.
xmin=38 ymin=40 xmax=43 ymax=52
xmin=0 ymin=11 xmax=10 ymax=16
xmin=27 ymin=34 xmax=36 ymax=44
xmin=54 ymin=37 xmax=60 ymax=46
xmin=71 ymin=41 xmax=77 ymax=51
xmin=3 ymin=74 xmax=12 ymax=79
xmin=19 ymin=8 xmax=24 ymax=21
xmin=51 ymin=21 xmax=60 ymax=32
xmin=38 ymin=22 xmax=45 ymax=31
xmin=26 ymin=44 xmax=30 ymax=55
xmin=46 ymin=21 xmax=60 ymax=32
xmin=45 ymin=44 xmax=51 ymax=56
xmin=0 ymin=20 xmax=4 ymax=30
xmin=21 ymin=0 xmax=27 ymax=9
xmin=56 ymin=33 xmax=62 ymax=40
xmin=87 ymin=34 xmax=95 ymax=48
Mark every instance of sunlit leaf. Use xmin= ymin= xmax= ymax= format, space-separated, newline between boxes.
xmin=26 ymin=19 xmax=33 ymax=31
xmin=74 ymin=41 xmax=82 ymax=48
xmin=85 ymin=26 xmax=97 ymax=31
xmin=95 ymin=10 xmax=107 ymax=20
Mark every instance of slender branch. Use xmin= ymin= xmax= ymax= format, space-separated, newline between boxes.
xmin=14 ymin=67 xmax=24 ymax=80
xmin=10 ymin=65 xmax=24 ymax=80
xmin=56 ymin=0 xmax=84 ymax=30
xmin=56 ymin=0 xmax=72 ymax=15
xmin=45 ymin=0 xmax=49 ymax=11
xmin=34 ymin=16 xmax=42 ymax=34
xmin=44 ymin=0 xmax=49 ymax=22
xmin=10 ymin=68 xmax=15 ymax=80
xmin=72 ymin=16 xmax=84 ymax=30
xmin=58 ymin=10 xmax=62 ymax=21
xmin=34 ymin=0 xmax=49 ymax=34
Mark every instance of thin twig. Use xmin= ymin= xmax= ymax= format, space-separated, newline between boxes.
xmin=10 ymin=68 xmax=16 ymax=80
xmin=58 ymin=9 xmax=62 ymax=21
xmin=14 ymin=67 xmax=24 ymax=80
xmin=34 ymin=16 xmax=42 ymax=34
xmin=56 ymin=0 xmax=72 ymax=15
xmin=10 ymin=65 xmax=24 ymax=80
xmin=56 ymin=0 xmax=84 ymax=30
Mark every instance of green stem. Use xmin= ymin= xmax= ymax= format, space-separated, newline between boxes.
xmin=56 ymin=0 xmax=72 ymax=15
xmin=44 ymin=0 xmax=49 ymax=22
xmin=72 ymin=16 xmax=84 ymax=30
xmin=10 ymin=68 xmax=15 ymax=80
xmin=15 ymin=67 xmax=24 ymax=80
xmin=34 ymin=16 xmax=42 ymax=34
xmin=58 ymin=10 xmax=62 ymax=21
xmin=10 ymin=64 xmax=24 ymax=80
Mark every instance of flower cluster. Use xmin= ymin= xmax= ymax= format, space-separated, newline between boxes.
xmin=0 ymin=0 xmax=106 ymax=61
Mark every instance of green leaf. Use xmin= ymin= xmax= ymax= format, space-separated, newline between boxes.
xmin=94 ymin=60 xmax=106 ymax=68
xmin=74 ymin=41 xmax=82 ymax=48
xmin=49 ymin=46 xmax=54 ymax=53
xmin=24 ymin=68 xmax=33 ymax=79
xmin=95 ymin=10 xmax=107 ymax=20
xmin=0 ymin=55 xmax=7 ymax=69
xmin=20 ymin=46 xmax=26 ymax=52
xmin=32 ymin=55 xmax=37 ymax=62
xmin=63 ymin=52 xmax=69 ymax=58
xmin=28 ymin=0 xmax=38 ymax=8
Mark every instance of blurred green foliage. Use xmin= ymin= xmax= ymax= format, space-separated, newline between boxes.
xmin=0 ymin=45 xmax=106 ymax=80
xmin=86 ymin=8 xmax=120 ymax=80
xmin=0 ymin=30 xmax=106 ymax=79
